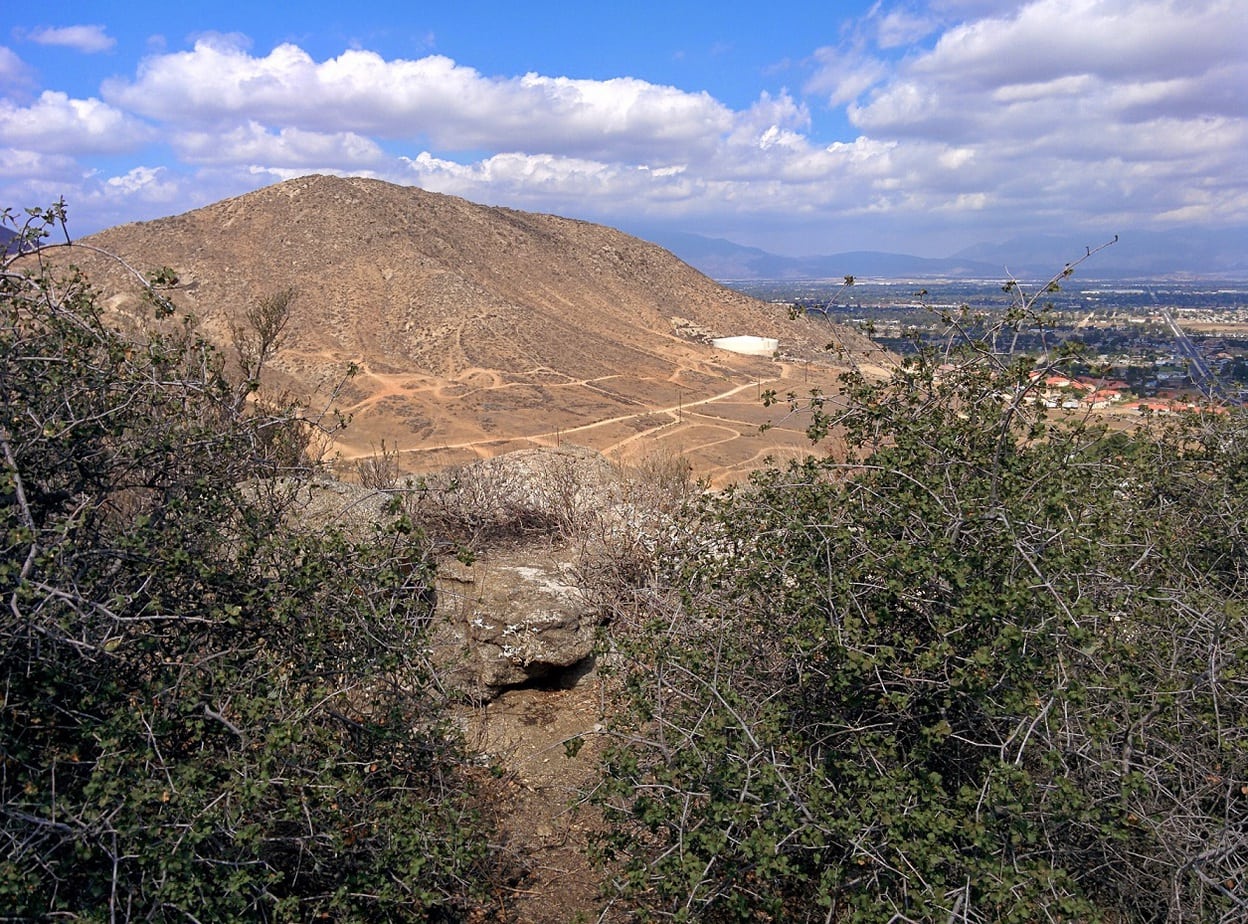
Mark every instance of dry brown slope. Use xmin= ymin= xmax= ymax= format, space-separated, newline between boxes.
xmin=66 ymin=175 xmax=883 ymax=478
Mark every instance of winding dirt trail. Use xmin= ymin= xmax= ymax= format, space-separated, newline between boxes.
xmin=597 ymin=378 xmax=781 ymax=455
xmin=326 ymin=353 xmax=884 ymax=486
xmin=333 ymin=374 xmax=785 ymax=461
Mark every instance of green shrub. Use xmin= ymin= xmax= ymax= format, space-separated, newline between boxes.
xmin=595 ymin=269 xmax=1248 ymax=922
xmin=1 ymin=204 xmax=504 ymax=920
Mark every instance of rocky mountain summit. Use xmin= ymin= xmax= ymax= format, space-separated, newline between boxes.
xmin=56 ymin=175 xmax=884 ymax=482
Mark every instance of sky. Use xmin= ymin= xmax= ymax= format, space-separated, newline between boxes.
xmin=2 ymin=0 xmax=1245 ymax=257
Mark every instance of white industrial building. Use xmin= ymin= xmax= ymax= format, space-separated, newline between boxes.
xmin=711 ymin=336 xmax=779 ymax=357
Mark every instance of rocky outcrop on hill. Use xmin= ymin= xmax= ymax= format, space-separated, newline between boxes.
xmin=418 ymin=446 xmax=645 ymax=699
xmin=434 ymin=548 xmax=595 ymax=698
xmin=279 ymin=445 xmax=669 ymax=700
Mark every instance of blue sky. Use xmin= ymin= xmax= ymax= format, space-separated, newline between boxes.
xmin=3 ymin=0 xmax=1245 ymax=256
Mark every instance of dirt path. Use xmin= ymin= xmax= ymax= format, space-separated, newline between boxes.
xmin=332 ymin=373 xmax=786 ymax=461
xmin=461 ymin=678 xmax=618 ymax=923
xmin=327 ymin=354 xmax=893 ymax=481
xmin=560 ymin=376 xmax=784 ymax=454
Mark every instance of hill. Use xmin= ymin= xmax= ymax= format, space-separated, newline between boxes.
xmin=59 ymin=176 xmax=883 ymax=482
xmin=952 ymin=228 xmax=1248 ymax=279
xmin=638 ymin=226 xmax=1248 ymax=281
xmin=0 ymin=225 xmax=20 ymax=256
xmin=635 ymin=230 xmax=1003 ymax=280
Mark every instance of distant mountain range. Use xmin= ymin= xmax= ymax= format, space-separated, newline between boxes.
xmin=636 ymin=227 xmax=1248 ymax=282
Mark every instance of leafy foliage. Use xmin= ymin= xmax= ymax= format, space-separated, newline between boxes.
xmin=595 ymin=258 xmax=1248 ymax=922
xmin=1 ymin=204 xmax=503 ymax=921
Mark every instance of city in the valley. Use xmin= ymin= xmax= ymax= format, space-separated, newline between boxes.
xmin=733 ymin=278 xmax=1248 ymax=409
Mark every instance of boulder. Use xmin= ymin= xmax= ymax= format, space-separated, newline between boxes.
xmin=434 ymin=547 xmax=597 ymax=698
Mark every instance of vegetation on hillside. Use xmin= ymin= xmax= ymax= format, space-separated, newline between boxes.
xmin=1 ymin=203 xmax=509 ymax=920
xmin=593 ymin=262 xmax=1248 ymax=921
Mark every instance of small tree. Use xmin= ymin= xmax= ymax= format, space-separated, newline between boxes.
xmin=1 ymin=204 xmax=507 ymax=920
xmin=354 ymin=438 xmax=403 ymax=490
xmin=231 ymin=285 xmax=296 ymax=400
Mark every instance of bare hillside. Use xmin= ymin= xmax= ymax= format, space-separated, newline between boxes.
xmin=62 ymin=175 xmax=885 ymax=480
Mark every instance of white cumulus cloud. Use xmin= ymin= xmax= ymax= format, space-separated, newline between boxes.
xmin=875 ymin=8 xmax=940 ymax=48
xmin=820 ymin=0 xmax=1248 ymax=235
xmin=104 ymin=166 xmax=180 ymax=201
xmin=0 ymin=147 xmax=81 ymax=182
xmin=23 ymin=25 xmax=115 ymax=54
xmin=105 ymin=43 xmax=732 ymax=161
xmin=0 ymin=46 xmax=32 ymax=88
xmin=0 ymin=91 xmax=153 ymax=155
xmin=173 ymin=121 xmax=384 ymax=167
xmin=4 ymin=0 xmax=1244 ymax=254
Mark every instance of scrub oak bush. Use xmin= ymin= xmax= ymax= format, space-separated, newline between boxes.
xmin=1 ymin=204 xmax=505 ymax=920
xmin=594 ymin=260 xmax=1248 ymax=922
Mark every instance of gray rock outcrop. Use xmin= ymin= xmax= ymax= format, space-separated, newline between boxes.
xmin=434 ymin=547 xmax=596 ymax=698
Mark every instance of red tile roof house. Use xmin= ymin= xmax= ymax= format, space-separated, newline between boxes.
xmin=1085 ymin=388 xmax=1125 ymax=408
xmin=1121 ymin=398 xmax=1225 ymax=415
